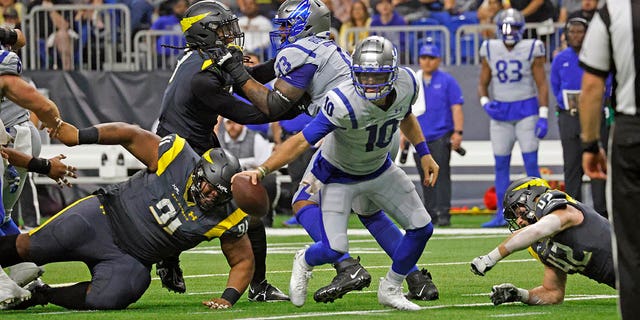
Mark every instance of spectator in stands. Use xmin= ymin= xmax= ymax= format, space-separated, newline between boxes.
xmin=444 ymin=0 xmax=483 ymax=15
xmin=330 ymin=0 xmax=354 ymax=24
xmin=557 ymin=0 xmax=581 ymax=22
xmin=238 ymin=0 xmax=272 ymax=55
xmin=219 ymin=118 xmax=278 ymax=227
xmin=27 ymin=0 xmax=75 ymax=70
xmin=503 ymin=0 xmax=556 ymax=40
xmin=407 ymin=42 xmax=464 ymax=227
xmin=567 ymin=0 xmax=597 ymax=21
xmin=0 ymin=0 xmax=23 ymax=28
xmin=2 ymin=7 xmax=20 ymax=30
xmin=338 ymin=0 xmax=370 ymax=52
xmin=91 ymin=0 xmax=153 ymax=35
xmin=477 ymin=0 xmax=502 ymax=38
xmin=371 ymin=0 xmax=406 ymax=53
xmin=320 ymin=0 xmax=342 ymax=40
xmin=151 ymin=0 xmax=187 ymax=64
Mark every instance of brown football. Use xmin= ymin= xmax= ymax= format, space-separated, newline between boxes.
xmin=232 ymin=175 xmax=269 ymax=217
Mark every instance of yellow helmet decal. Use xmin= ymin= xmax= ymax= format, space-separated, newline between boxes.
xmin=203 ymin=149 xmax=214 ymax=164
xmin=512 ymin=178 xmax=550 ymax=191
xmin=181 ymin=12 xmax=211 ymax=33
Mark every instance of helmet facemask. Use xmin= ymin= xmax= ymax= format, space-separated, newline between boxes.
xmin=188 ymin=148 xmax=240 ymax=212
xmin=181 ymin=1 xmax=244 ymax=53
xmin=503 ymin=189 xmax=539 ymax=232
xmin=269 ymin=0 xmax=331 ymax=52
xmin=495 ymin=9 xmax=525 ymax=46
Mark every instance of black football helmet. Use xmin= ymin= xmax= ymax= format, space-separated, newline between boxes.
xmin=502 ymin=177 xmax=551 ymax=231
xmin=180 ymin=0 xmax=244 ymax=51
xmin=190 ymin=148 xmax=241 ymax=211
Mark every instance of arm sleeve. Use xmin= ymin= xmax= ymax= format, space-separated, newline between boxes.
xmin=247 ymin=58 xmax=276 ymax=84
xmin=301 ymin=111 xmax=338 ymax=145
xmin=191 ymin=71 xmax=271 ymax=124
xmin=579 ymin=9 xmax=611 ymax=77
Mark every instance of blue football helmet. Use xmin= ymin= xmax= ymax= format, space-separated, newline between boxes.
xmin=351 ymin=36 xmax=398 ymax=101
xmin=269 ymin=0 xmax=331 ymax=52
xmin=495 ymin=8 xmax=525 ymax=46
xmin=502 ymin=177 xmax=551 ymax=231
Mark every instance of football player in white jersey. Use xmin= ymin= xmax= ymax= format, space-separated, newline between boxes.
xmin=234 ymin=36 xmax=439 ymax=311
xmin=478 ymin=8 xmax=550 ymax=227
xmin=220 ymin=0 xmax=439 ymax=303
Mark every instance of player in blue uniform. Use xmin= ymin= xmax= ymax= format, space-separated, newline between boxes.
xmin=235 ymin=36 xmax=439 ymax=311
xmin=221 ymin=0 xmax=439 ymax=302
xmin=471 ymin=177 xmax=614 ymax=305
xmin=478 ymin=9 xmax=550 ymax=227
xmin=0 ymin=122 xmax=258 ymax=311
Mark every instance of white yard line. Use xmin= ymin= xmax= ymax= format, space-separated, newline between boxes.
xmin=490 ymin=312 xmax=550 ymax=318
xmin=267 ymin=228 xmax=510 ymax=237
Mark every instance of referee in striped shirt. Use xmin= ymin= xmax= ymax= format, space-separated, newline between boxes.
xmin=578 ymin=0 xmax=639 ymax=318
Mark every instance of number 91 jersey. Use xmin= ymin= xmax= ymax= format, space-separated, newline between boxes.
xmin=528 ymin=190 xmax=615 ymax=287
xmin=479 ymin=38 xmax=545 ymax=102
xmin=97 ymin=134 xmax=249 ymax=264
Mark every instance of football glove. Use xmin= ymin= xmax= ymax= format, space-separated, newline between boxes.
xmin=470 ymin=255 xmax=496 ymax=276
xmin=5 ymin=165 xmax=20 ymax=193
xmin=535 ymin=118 xmax=548 ymax=138
xmin=490 ymin=283 xmax=524 ymax=305
xmin=218 ymin=45 xmax=250 ymax=86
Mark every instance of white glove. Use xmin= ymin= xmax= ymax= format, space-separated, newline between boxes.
xmin=470 ymin=255 xmax=497 ymax=276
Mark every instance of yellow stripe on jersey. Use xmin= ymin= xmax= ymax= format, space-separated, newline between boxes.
xmin=29 ymin=195 xmax=96 ymax=236
xmin=157 ymin=135 xmax=186 ymax=176
xmin=203 ymin=208 xmax=248 ymax=239
xmin=202 ymin=59 xmax=213 ymax=70
xmin=527 ymin=247 xmax=541 ymax=262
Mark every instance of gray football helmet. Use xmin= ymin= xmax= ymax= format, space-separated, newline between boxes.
xmin=269 ymin=0 xmax=331 ymax=51
xmin=495 ymin=8 xmax=525 ymax=46
xmin=502 ymin=177 xmax=551 ymax=231
xmin=180 ymin=0 xmax=244 ymax=50
xmin=351 ymin=36 xmax=398 ymax=101
xmin=190 ymin=148 xmax=241 ymax=211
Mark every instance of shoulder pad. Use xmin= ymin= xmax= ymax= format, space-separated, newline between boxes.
xmin=535 ymin=190 xmax=575 ymax=218
xmin=0 ymin=51 xmax=21 ymax=76
xmin=157 ymin=134 xmax=187 ymax=159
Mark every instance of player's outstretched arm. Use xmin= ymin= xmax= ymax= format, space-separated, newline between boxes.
xmin=55 ymin=121 xmax=161 ymax=172
xmin=203 ymin=233 xmax=254 ymax=310
xmin=2 ymin=148 xmax=77 ymax=187
xmin=400 ymin=114 xmax=439 ymax=186
xmin=490 ymin=265 xmax=567 ymax=306
xmin=0 ymin=75 xmax=61 ymax=133
xmin=233 ymin=132 xmax=311 ymax=185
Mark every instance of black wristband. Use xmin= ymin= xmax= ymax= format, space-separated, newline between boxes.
xmin=454 ymin=130 xmax=463 ymax=135
xmin=27 ymin=158 xmax=51 ymax=175
xmin=78 ymin=126 xmax=99 ymax=144
xmin=220 ymin=287 xmax=241 ymax=305
xmin=581 ymin=140 xmax=601 ymax=154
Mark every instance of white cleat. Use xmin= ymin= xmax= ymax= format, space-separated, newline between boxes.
xmin=289 ymin=247 xmax=313 ymax=307
xmin=0 ymin=268 xmax=31 ymax=310
xmin=378 ymin=277 xmax=421 ymax=311
xmin=9 ymin=262 xmax=45 ymax=287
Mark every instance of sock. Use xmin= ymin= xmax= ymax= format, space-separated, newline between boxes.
xmin=360 ymin=211 xmax=418 ymax=273
xmin=0 ymin=219 xmax=20 ymax=236
xmin=385 ymin=269 xmax=405 ymax=287
xmin=522 ymin=151 xmax=541 ymax=177
xmin=304 ymin=241 xmax=344 ymax=266
xmin=0 ymin=234 xmax=23 ymax=265
xmin=391 ymin=223 xmax=433 ymax=275
xmin=494 ymin=155 xmax=512 ymax=216
xmin=47 ymin=282 xmax=90 ymax=310
xmin=295 ymin=204 xmax=323 ymax=242
xmin=247 ymin=218 xmax=267 ymax=285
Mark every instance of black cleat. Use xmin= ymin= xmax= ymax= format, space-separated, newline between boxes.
xmin=9 ymin=279 xmax=50 ymax=310
xmin=313 ymin=257 xmax=371 ymax=303
xmin=405 ymin=268 xmax=439 ymax=301
xmin=248 ymin=280 xmax=289 ymax=302
xmin=156 ymin=259 xmax=186 ymax=293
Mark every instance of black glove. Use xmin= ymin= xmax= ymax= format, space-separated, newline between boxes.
xmin=218 ymin=46 xmax=251 ymax=86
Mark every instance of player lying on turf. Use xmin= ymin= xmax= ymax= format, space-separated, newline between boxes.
xmin=0 ymin=122 xmax=258 ymax=310
xmin=470 ymin=177 xmax=615 ymax=305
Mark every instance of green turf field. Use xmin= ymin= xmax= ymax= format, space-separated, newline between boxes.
xmin=2 ymin=215 xmax=618 ymax=319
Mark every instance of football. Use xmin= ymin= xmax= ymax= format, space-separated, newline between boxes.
xmin=232 ymin=175 xmax=269 ymax=217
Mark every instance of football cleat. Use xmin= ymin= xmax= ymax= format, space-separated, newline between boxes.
xmin=289 ymin=247 xmax=313 ymax=307
xmin=9 ymin=262 xmax=45 ymax=287
xmin=0 ymin=269 xmax=31 ymax=310
xmin=156 ymin=259 xmax=186 ymax=293
xmin=313 ymin=256 xmax=371 ymax=303
xmin=7 ymin=279 xmax=50 ymax=310
xmin=405 ymin=268 xmax=439 ymax=301
xmin=378 ymin=277 xmax=421 ymax=311
xmin=248 ymin=280 xmax=290 ymax=302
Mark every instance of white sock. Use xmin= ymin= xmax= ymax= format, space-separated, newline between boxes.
xmin=385 ymin=269 xmax=405 ymax=287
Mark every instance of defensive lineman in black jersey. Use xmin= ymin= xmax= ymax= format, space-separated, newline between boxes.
xmin=0 ymin=122 xmax=257 ymax=310
xmin=154 ymin=0 xmax=291 ymax=301
xmin=470 ymin=177 xmax=614 ymax=306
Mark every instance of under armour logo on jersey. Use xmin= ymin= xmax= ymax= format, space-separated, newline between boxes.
xmin=433 ymin=84 xmax=442 ymax=89
xmin=172 ymin=184 xmax=180 ymax=194
xmin=562 ymin=62 xmax=569 ymax=67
